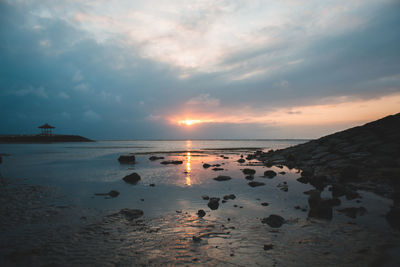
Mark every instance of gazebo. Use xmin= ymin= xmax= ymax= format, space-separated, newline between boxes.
xmin=38 ymin=123 xmax=55 ymax=136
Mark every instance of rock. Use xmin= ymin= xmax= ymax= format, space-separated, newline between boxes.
xmin=108 ymin=190 xmax=120 ymax=198
xmin=122 ymin=172 xmax=141 ymax=184
xmin=197 ymin=209 xmax=206 ymax=217
xmin=161 ymin=160 xmax=183 ymax=165
xmin=261 ymin=214 xmax=285 ymax=228
xmin=119 ymin=209 xmax=144 ymax=220
xmin=339 ymin=165 xmax=359 ymax=182
xmin=242 ymin=168 xmax=256 ymax=175
xmin=261 ymin=202 xmax=269 ymax=206
xmin=118 ymin=154 xmax=136 ymax=163
xmin=277 ymin=183 xmax=288 ymax=192
xmin=223 ymin=194 xmax=236 ymax=200
xmin=237 ymin=158 xmax=245 ymax=163
xmin=248 ymin=181 xmax=265 ymax=187
xmin=212 ymin=167 xmax=224 ymax=171
xmin=201 ymin=195 xmax=210 ymax=200
xmin=213 ymin=175 xmax=232 ymax=181
xmin=213 ymin=164 xmax=221 ymax=167
xmin=222 ymin=200 xmax=227 ymax=203
xmin=386 ymin=206 xmax=400 ymax=230
xmin=223 ymin=156 xmax=229 ymax=159
xmin=279 ymin=171 xmax=286 ymax=175
xmin=192 ymin=236 xmax=202 ymax=242
xmin=264 ymin=244 xmax=274 ymax=251
xmin=264 ymin=170 xmax=277 ymax=178
xmin=149 ymin=183 xmax=155 ymax=187
xmin=307 ymin=191 xmax=336 ymax=220
xmin=203 ymin=163 xmax=211 ymax=168
xmin=337 ymin=207 xmax=366 ymax=218
xmin=245 ymin=175 xmax=254 ymax=180
xmin=149 ymin=156 xmax=164 ymax=161
xmin=208 ymin=198 xmax=220 ymax=210
xmin=297 ymin=176 xmax=309 ymax=184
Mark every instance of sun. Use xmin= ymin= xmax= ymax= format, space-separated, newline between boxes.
xmin=178 ymin=119 xmax=201 ymax=126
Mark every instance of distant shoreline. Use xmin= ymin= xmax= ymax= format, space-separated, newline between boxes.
xmin=0 ymin=134 xmax=94 ymax=143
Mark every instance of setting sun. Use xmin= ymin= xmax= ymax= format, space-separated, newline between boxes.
xmin=178 ymin=119 xmax=201 ymax=126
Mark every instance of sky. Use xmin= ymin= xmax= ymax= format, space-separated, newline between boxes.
xmin=0 ymin=0 xmax=399 ymax=140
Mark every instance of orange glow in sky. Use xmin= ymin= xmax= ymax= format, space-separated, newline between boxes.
xmin=178 ymin=119 xmax=202 ymax=126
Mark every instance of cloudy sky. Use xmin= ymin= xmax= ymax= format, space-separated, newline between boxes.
xmin=1 ymin=0 xmax=399 ymax=139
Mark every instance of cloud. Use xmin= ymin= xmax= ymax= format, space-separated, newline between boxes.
xmin=186 ymin=94 xmax=220 ymax=107
xmin=13 ymin=86 xmax=48 ymax=98
xmin=83 ymin=110 xmax=101 ymax=122
xmin=73 ymin=83 xmax=90 ymax=93
xmin=58 ymin=92 xmax=70 ymax=99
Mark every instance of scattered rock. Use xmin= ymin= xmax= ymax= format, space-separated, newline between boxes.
xmin=149 ymin=156 xmax=164 ymax=161
xmin=263 ymin=244 xmax=274 ymax=251
xmin=242 ymin=168 xmax=256 ymax=175
xmin=212 ymin=167 xmax=224 ymax=171
xmin=279 ymin=171 xmax=286 ymax=175
xmin=202 ymin=195 xmax=210 ymax=200
xmin=118 ymin=208 xmax=144 ymax=220
xmin=277 ymin=183 xmax=288 ymax=192
xmin=94 ymin=190 xmax=120 ymax=198
xmin=264 ymin=170 xmax=277 ymax=178
xmin=197 ymin=209 xmax=206 ymax=217
xmin=208 ymin=197 xmax=220 ymax=210
xmin=192 ymin=236 xmax=202 ymax=242
xmin=203 ymin=163 xmax=211 ymax=168
xmin=307 ymin=191 xmax=336 ymax=220
xmin=245 ymin=175 xmax=254 ymax=180
xmin=223 ymin=194 xmax=236 ymax=200
xmin=337 ymin=207 xmax=366 ymax=218
xmin=248 ymin=181 xmax=265 ymax=187
xmin=122 ymin=172 xmax=141 ymax=184
xmin=261 ymin=202 xmax=269 ymax=206
xmin=118 ymin=154 xmax=136 ymax=163
xmin=213 ymin=175 xmax=232 ymax=181
xmin=261 ymin=215 xmax=285 ymax=228
xmin=149 ymin=183 xmax=155 ymax=187
xmin=161 ymin=160 xmax=183 ymax=165
xmin=237 ymin=159 xmax=245 ymax=163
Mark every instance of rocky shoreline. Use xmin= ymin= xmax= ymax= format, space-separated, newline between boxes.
xmin=251 ymin=113 xmax=400 ymax=228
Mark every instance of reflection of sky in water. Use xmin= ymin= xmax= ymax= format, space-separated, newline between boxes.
xmin=0 ymin=140 xmax=394 ymax=231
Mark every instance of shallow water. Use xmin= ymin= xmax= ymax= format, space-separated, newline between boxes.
xmin=1 ymin=140 xmax=399 ymax=266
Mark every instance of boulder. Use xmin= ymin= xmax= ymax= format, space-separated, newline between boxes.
xmin=203 ymin=163 xmax=211 ymax=168
xmin=261 ymin=202 xmax=269 ymax=206
xmin=245 ymin=175 xmax=254 ymax=180
xmin=119 ymin=209 xmax=144 ymax=220
xmin=248 ymin=181 xmax=265 ymax=187
xmin=108 ymin=190 xmax=120 ymax=198
xmin=213 ymin=175 xmax=232 ymax=181
xmin=208 ymin=197 xmax=220 ymax=210
xmin=122 ymin=172 xmax=141 ymax=184
xmin=237 ymin=159 xmax=245 ymax=163
xmin=197 ymin=209 xmax=206 ymax=217
xmin=264 ymin=170 xmax=277 ymax=178
xmin=118 ymin=154 xmax=136 ymax=163
xmin=242 ymin=168 xmax=256 ymax=175
xmin=161 ymin=160 xmax=183 ymax=165
xmin=149 ymin=156 xmax=164 ymax=161
xmin=261 ymin=214 xmax=285 ymax=228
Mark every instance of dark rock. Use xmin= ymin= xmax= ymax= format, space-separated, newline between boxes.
xmin=264 ymin=170 xmax=277 ymax=178
xmin=264 ymin=244 xmax=274 ymax=251
xmin=294 ymin=206 xmax=301 ymax=209
xmin=223 ymin=194 xmax=236 ymax=200
xmin=297 ymin=176 xmax=309 ymax=184
xmin=248 ymin=181 xmax=265 ymax=187
xmin=213 ymin=164 xmax=221 ymax=167
xmin=208 ymin=197 xmax=220 ymax=210
xmin=242 ymin=168 xmax=256 ymax=175
xmin=307 ymin=191 xmax=333 ymax=220
xmin=119 ymin=209 xmax=144 ymax=220
xmin=122 ymin=172 xmax=141 ymax=184
xmin=212 ymin=167 xmax=224 ymax=171
xmin=222 ymin=200 xmax=227 ymax=203
xmin=245 ymin=175 xmax=254 ymax=180
xmin=161 ymin=160 xmax=183 ymax=165
xmin=279 ymin=171 xmax=286 ymax=175
xmin=202 ymin=195 xmax=210 ymax=200
xmin=246 ymin=154 xmax=256 ymax=160
xmin=386 ymin=206 xmax=400 ymax=230
xmin=197 ymin=209 xmax=206 ymax=217
xmin=149 ymin=156 xmax=164 ymax=161
xmin=108 ymin=190 xmax=120 ymax=198
xmin=261 ymin=214 xmax=285 ymax=228
xmin=192 ymin=236 xmax=202 ymax=242
xmin=203 ymin=163 xmax=211 ymax=168
xmin=337 ymin=207 xmax=366 ymax=218
xmin=213 ymin=175 xmax=232 ymax=181
xmin=237 ymin=158 xmax=245 ymax=163
xmin=340 ymin=166 xmax=359 ymax=182
xmin=261 ymin=202 xmax=269 ymax=206
xmin=149 ymin=183 xmax=155 ymax=187
xmin=118 ymin=154 xmax=136 ymax=163
xmin=223 ymin=157 xmax=229 ymax=159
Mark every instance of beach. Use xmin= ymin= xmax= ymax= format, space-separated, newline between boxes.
xmin=1 ymin=139 xmax=399 ymax=266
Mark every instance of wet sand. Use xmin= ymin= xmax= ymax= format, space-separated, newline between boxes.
xmin=1 ymin=147 xmax=400 ymax=266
